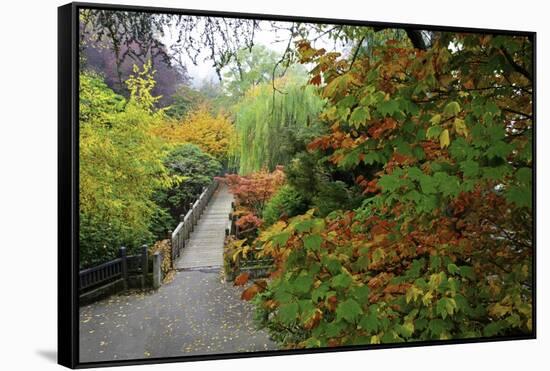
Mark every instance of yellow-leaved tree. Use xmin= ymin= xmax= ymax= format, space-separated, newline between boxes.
xmin=79 ymin=61 xmax=174 ymax=267
xmin=154 ymin=105 xmax=235 ymax=162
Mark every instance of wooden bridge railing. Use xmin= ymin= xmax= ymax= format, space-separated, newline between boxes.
xmin=79 ymin=178 xmax=220 ymax=303
xmin=79 ymin=244 xmax=161 ymax=303
xmin=170 ymin=179 xmax=220 ymax=267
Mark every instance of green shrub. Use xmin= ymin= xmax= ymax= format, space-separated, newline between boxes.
xmin=151 ymin=143 xmax=222 ymax=238
xmin=262 ymin=185 xmax=308 ymax=226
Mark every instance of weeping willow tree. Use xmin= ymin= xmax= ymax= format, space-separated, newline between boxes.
xmin=231 ymin=78 xmax=325 ymax=174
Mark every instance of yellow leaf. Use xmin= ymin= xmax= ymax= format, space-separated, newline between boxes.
xmin=453 ymin=118 xmax=468 ymax=137
xmin=430 ymin=114 xmax=442 ymax=125
xmin=422 ymin=291 xmax=434 ymax=306
xmin=406 ymin=286 xmax=423 ymax=303
xmin=439 ymin=129 xmax=450 ymax=149
xmin=489 ymin=303 xmax=512 ymax=318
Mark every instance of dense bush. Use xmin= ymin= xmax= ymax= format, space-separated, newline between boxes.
xmin=285 ymin=151 xmax=364 ymax=217
xmin=151 ymin=143 xmax=222 ymax=238
xmin=224 ymin=167 xmax=285 ymax=216
xmin=262 ymin=185 xmax=309 ymax=226
xmin=79 ymin=65 xmax=172 ymax=268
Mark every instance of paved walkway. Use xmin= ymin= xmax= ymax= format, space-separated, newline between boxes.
xmin=79 ymin=185 xmax=277 ymax=363
xmin=176 ymin=184 xmax=233 ymax=269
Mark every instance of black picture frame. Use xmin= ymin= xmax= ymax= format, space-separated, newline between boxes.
xmin=58 ymin=2 xmax=536 ymax=368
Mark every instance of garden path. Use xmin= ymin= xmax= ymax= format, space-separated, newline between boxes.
xmin=79 ymin=185 xmax=276 ymax=363
xmin=176 ymin=184 xmax=233 ymax=269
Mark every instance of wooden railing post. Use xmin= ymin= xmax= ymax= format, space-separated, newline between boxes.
xmin=152 ymin=251 xmax=162 ymax=289
xmin=120 ymin=246 xmax=128 ymax=290
xmin=179 ymin=214 xmax=186 ymax=252
xmin=141 ymin=244 xmax=148 ymax=289
xmin=189 ymin=202 xmax=194 ymax=231
xmin=168 ymin=230 xmax=174 ymax=269
xmin=231 ymin=214 xmax=237 ymax=236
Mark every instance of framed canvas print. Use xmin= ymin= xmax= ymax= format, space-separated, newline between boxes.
xmin=58 ymin=2 xmax=536 ymax=368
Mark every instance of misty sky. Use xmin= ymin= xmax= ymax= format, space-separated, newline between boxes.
xmin=161 ymin=19 xmax=350 ymax=87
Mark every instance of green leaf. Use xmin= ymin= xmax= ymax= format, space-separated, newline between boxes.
xmin=459 ymin=265 xmax=475 ymax=280
xmin=436 ymin=297 xmax=457 ymax=319
xmin=428 ymin=319 xmax=448 ymax=336
xmin=351 ymin=285 xmax=370 ymax=303
xmin=331 ymin=273 xmax=353 ymax=288
xmin=298 ymin=299 xmax=316 ymax=318
xmin=486 ymin=141 xmax=513 ymax=160
xmin=460 ymin=160 xmax=480 ymax=177
xmin=377 ymin=99 xmax=400 ymax=117
xmin=350 ymin=106 xmax=371 ymax=127
xmin=323 ymin=321 xmax=347 ymax=337
xmin=292 ymin=275 xmax=314 ymax=294
xmin=408 ymin=167 xmax=424 ymax=181
xmin=430 ymin=255 xmax=442 ymax=270
xmin=323 ymin=73 xmax=353 ymax=98
xmin=294 ymin=219 xmax=316 ymax=233
xmin=272 ymin=231 xmax=291 ymax=247
xmin=426 ymin=125 xmax=443 ymax=140
xmin=359 ymin=306 xmax=379 ymax=332
xmin=311 ymin=283 xmax=330 ymax=302
xmin=336 ymin=298 xmax=363 ymax=323
xmin=322 ymin=255 xmax=342 ymax=275
xmin=483 ymin=321 xmax=505 ymax=337
xmin=339 ymin=148 xmax=361 ymax=169
xmin=434 ymin=172 xmax=460 ymax=197
xmin=443 ymin=101 xmax=461 ymax=116
xmin=515 ymin=167 xmax=532 ymax=185
xmin=419 ymin=174 xmax=437 ymax=194
xmin=304 ymin=337 xmax=321 ymax=348
xmin=378 ymin=173 xmax=402 ymax=193
xmin=506 ymin=186 xmax=532 ymax=209
xmin=447 ymin=263 xmax=459 ymax=275
xmin=278 ymin=302 xmax=299 ymax=324
xmin=304 ymin=234 xmax=323 ymax=252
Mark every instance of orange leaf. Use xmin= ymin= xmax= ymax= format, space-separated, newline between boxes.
xmin=234 ymin=272 xmax=250 ymax=286
xmin=254 ymin=279 xmax=268 ymax=291
xmin=327 ymin=295 xmax=338 ymax=312
xmin=241 ymin=285 xmax=260 ymax=301
xmin=310 ymin=74 xmax=322 ymax=86
xmin=304 ymin=309 xmax=323 ymax=330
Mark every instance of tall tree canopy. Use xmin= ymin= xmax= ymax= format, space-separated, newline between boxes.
xmin=79 ymin=63 xmax=173 ymax=267
xmin=231 ymin=77 xmax=325 ymax=174
xmin=247 ymin=31 xmax=533 ymax=347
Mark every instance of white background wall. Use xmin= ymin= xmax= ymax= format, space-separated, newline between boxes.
xmin=0 ymin=0 xmax=546 ymax=369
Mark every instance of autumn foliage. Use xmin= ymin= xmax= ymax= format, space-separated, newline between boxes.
xmin=245 ymin=33 xmax=533 ymax=347
xmin=223 ymin=166 xmax=286 ymax=215
xmin=79 ymin=13 xmax=533 ymax=351
xmin=154 ymin=105 xmax=235 ymax=161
